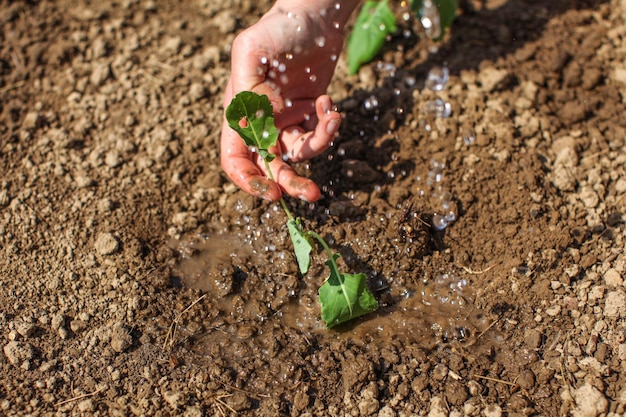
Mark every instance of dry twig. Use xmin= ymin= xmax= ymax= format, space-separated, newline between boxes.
xmin=163 ymin=294 xmax=207 ymax=351
xmin=55 ymin=387 xmax=104 ymax=407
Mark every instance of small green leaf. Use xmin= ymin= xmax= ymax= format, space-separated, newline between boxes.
xmin=318 ymin=254 xmax=378 ymax=328
xmin=411 ymin=0 xmax=458 ymax=39
xmin=225 ymin=91 xmax=278 ymax=158
xmin=347 ymin=0 xmax=397 ymax=75
xmin=287 ymin=218 xmax=313 ymax=274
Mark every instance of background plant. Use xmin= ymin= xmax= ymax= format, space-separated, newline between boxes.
xmin=348 ymin=0 xmax=458 ymax=74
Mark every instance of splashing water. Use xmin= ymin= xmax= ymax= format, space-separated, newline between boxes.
xmin=425 ymin=66 xmax=450 ymax=92
xmin=462 ymin=127 xmax=476 ymax=145
xmin=363 ymin=95 xmax=379 ymax=110
xmin=314 ymin=36 xmax=326 ymax=48
xmin=419 ymin=0 xmax=442 ymax=39
xmin=423 ymin=99 xmax=452 ymax=118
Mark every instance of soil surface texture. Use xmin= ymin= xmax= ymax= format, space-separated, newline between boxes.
xmin=2 ymin=0 xmax=626 ymax=416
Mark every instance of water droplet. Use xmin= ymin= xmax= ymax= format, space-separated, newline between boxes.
xmin=305 ymin=66 xmax=311 ymax=74
xmin=330 ymin=54 xmax=338 ymax=62
xmin=337 ymin=148 xmax=346 ymax=156
xmin=314 ymin=36 xmax=326 ymax=48
xmin=346 ymin=170 xmax=353 ymax=177
xmin=334 ymin=3 xmax=341 ymax=10
xmin=280 ymin=74 xmax=289 ymax=84
xmin=309 ymin=74 xmax=317 ymax=82
xmin=379 ymin=23 xmax=386 ymax=31
xmin=423 ymin=98 xmax=452 ymax=118
xmin=402 ymin=12 xmax=411 ymax=21
xmin=432 ymin=213 xmax=448 ymax=230
xmin=255 ymin=109 xmax=265 ymax=118
xmin=462 ymin=127 xmax=476 ymax=145
xmin=333 ymin=21 xmax=340 ymax=29
xmin=260 ymin=56 xmax=268 ymax=65
xmin=248 ymin=145 xmax=258 ymax=153
xmin=419 ymin=0 xmax=442 ymax=39
xmin=430 ymin=159 xmax=446 ymax=171
xmin=363 ymin=95 xmax=379 ymax=110
xmin=262 ymin=130 xmax=270 ymax=139
xmin=425 ymin=65 xmax=450 ymax=92
xmin=278 ymin=63 xmax=286 ymax=72
xmin=444 ymin=209 xmax=456 ymax=222
xmin=296 ymin=25 xmax=302 ymax=32
xmin=285 ymin=98 xmax=293 ymax=108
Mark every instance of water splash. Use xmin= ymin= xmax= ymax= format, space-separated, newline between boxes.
xmin=425 ymin=66 xmax=449 ymax=92
xmin=423 ymin=98 xmax=452 ymax=118
xmin=419 ymin=0 xmax=442 ymax=39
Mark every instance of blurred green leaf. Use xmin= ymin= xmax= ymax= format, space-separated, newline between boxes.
xmin=347 ymin=0 xmax=397 ymax=75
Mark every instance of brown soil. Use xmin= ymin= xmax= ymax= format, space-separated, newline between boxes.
xmin=2 ymin=0 xmax=626 ymax=416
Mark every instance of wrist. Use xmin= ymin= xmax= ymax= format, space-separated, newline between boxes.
xmin=270 ymin=0 xmax=361 ymax=30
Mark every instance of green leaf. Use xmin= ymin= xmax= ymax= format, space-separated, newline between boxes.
xmin=410 ymin=0 xmax=458 ymax=39
xmin=287 ymin=218 xmax=313 ymax=274
xmin=225 ymin=91 xmax=278 ymax=160
xmin=347 ymin=0 xmax=397 ymax=75
xmin=318 ymin=254 xmax=378 ymax=328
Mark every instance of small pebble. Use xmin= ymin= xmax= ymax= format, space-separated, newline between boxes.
xmin=604 ymin=291 xmax=626 ymax=318
xmin=573 ymin=383 xmax=608 ymax=417
xmin=483 ymin=404 xmax=503 ymax=417
xmin=110 ymin=323 xmax=133 ymax=353
xmin=3 ymin=341 xmax=34 ymax=366
xmin=604 ymin=269 xmax=623 ymax=287
xmin=95 ymin=232 xmax=120 ymax=256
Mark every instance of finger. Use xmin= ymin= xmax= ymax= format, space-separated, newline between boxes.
xmin=280 ymin=95 xmax=342 ymax=162
xmin=220 ymin=132 xmax=284 ymax=201
xmin=268 ymin=157 xmax=322 ymax=202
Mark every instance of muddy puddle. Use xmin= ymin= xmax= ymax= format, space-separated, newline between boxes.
xmin=169 ymin=232 xmax=490 ymax=359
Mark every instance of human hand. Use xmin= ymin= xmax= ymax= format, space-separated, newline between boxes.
xmin=220 ymin=2 xmax=357 ymax=202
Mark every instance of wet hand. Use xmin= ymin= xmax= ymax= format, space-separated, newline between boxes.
xmin=220 ymin=4 xmax=349 ymax=202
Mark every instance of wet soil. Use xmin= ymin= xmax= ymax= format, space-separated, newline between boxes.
xmin=2 ymin=0 xmax=626 ymax=416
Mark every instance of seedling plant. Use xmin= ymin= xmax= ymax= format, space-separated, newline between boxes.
xmin=347 ymin=0 xmax=458 ymax=74
xmin=226 ymin=91 xmax=378 ymax=328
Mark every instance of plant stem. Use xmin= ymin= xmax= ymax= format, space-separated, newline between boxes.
xmin=262 ymin=158 xmax=295 ymax=221
xmin=307 ymin=231 xmax=334 ymax=264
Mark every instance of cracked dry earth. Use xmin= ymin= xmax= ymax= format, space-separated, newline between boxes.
xmin=2 ymin=0 xmax=626 ymax=416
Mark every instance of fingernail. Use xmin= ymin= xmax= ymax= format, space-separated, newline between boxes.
xmin=326 ymin=119 xmax=339 ymax=135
